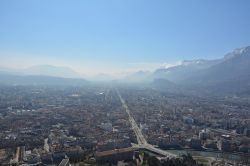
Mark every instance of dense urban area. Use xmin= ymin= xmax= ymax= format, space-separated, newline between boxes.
xmin=0 ymin=85 xmax=249 ymax=166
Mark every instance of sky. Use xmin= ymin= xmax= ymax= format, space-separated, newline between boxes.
xmin=0 ymin=0 xmax=250 ymax=76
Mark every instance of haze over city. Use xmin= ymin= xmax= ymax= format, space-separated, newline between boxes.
xmin=1 ymin=1 xmax=250 ymax=166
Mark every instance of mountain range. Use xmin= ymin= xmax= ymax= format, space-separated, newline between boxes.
xmin=0 ymin=65 xmax=87 ymax=86
xmin=0 ymin=65 xmax=81 ymax=78
xmin=152 ymin=46 xmax=250 ymax=94
xmin=0 ymin=46 xmax=250 ymax=94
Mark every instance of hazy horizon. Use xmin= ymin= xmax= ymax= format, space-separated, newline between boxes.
xmin=1 ymin=2 xmax=250 ymax=165
xmin=1 ymin=0 xmax=250 ymax=76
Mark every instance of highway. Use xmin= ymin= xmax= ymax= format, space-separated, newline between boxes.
xmin=116 ymin=89 xmax=176 ymax=158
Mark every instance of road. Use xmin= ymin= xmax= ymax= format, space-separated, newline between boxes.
xmin=117 ymin=90 xmax=147 ymax=145
xmin=116 ymin=89 xmax=176 ymax=158
xmin=10 ymin=147 xmax=20 ymax=164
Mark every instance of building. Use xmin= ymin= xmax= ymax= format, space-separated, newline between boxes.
xmin=217 ymin=140 xmax=231 ymax=152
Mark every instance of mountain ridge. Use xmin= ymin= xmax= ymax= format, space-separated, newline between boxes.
xmin=0 ymin=72 xmax=88 ymax=86
xmin=152 ymin=46 xmax=250 ymax=94
xmin=0 ymin=65 xmax=82 ymax=79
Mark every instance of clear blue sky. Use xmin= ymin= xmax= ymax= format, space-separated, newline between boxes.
xmin=0 ymin=0 xmax=250 ymax=75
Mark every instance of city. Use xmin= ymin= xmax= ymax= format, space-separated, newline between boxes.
xmin=0 ymin=85 xmax=249 ymax=165
xmin=1 ymin=0 xmax=250 ymax=166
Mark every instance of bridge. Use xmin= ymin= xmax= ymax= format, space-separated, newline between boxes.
xmin=95 ymin=144 xmax=176 ymax=158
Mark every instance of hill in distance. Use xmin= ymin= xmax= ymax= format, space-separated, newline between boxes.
xmin=0 ymin=65 xmax=87 ymax=86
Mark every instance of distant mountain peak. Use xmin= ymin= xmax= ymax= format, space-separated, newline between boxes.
xmin=224 ymin=46 xmax=250 ymax=60
xmin=24 ymin=64 xmax=81 ymax=78
xmin=28 ymin=64 xmax=74 ymax=71
xmin=181 ymin=59 xmax=208 ymax=66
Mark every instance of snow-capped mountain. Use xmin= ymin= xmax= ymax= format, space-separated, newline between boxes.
xmin=153 ymin=46 xmax=250 ymax=94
